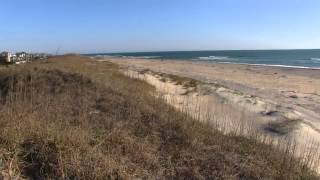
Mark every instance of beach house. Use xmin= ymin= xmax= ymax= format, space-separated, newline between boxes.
xmin=0 ymin=51 xmax=13 ymax=63
xmin=15 ymin=52 xmax=28 ymax=64
xmin=0 ymin=51 xmax=48 ymax=64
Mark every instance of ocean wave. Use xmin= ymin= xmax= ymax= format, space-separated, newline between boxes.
xmin=198 ymin=56 xmax=231 ymax=60
xmin=94 ymin=55 xmax=117 ymax=58
xmin=217 ymin=62 xmax=320 ymax=70
xmin=110 ymin=55 xmax=162 ymax=59
xmin=311 ymin=58 xmax=320 ymax=62
xmin=139 ymin=56 xmax=162 ymax=59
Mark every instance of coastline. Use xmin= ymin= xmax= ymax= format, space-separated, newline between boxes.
xmin=213 ymin=61 xmax=320 ymax=70
xmin=105 ymin=56 xmax=320 ymax=126
xmin=87 ymin=48 xmax=320 ymax=70
xmin=91 ymin=54 xmax=320 ymax=70
xmin=95 ymin=56 xmax=320 ymax=79
xmin=104 ymin=56 xmax=320 ymax=171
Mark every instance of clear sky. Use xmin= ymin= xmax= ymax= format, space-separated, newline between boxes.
xmin=1 ymin=0 xmax=320 ymax=53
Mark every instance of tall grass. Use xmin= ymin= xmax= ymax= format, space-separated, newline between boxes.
xmin=0 ymin=55 xmax=318 ymax=179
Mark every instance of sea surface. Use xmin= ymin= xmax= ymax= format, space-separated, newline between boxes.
xmin=87 ymin=49 xmax=320 ymax=68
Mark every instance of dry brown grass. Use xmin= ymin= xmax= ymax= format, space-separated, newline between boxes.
xmin=0 ymin=55 xmax=318 ymax=179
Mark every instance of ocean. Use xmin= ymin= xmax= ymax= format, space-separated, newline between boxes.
xmin=87 ymin=49 xmax=320 ymax=69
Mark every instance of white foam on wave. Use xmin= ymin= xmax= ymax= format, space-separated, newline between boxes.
xmin=95 ymin=55 xmax=112 ymax=58
xmin=217 ymin=62 xmax=320 ymax=70
xmin=198 ymin=56 xmax=231 ymax=60
xmin=139 ymin=56 xmax=162 ymax=59
xmin=311 ymin=58 xmax=320 ymax=62
xmin=99 ymin=55 xmax=162 ymax=59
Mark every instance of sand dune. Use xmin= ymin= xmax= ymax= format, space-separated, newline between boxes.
xmin=105 ymin=57 xmax=320 ymax=170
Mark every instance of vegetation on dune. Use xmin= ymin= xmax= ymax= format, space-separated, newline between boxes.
xmin=0 ymin=55 xmax=318 ymax=179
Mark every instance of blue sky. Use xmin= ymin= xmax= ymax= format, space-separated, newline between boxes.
xmin=1 ymin=0 xmax=320 ymax=53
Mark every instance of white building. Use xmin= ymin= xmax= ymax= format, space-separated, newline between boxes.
xmin=15 ymin=52 xmax=28 ymax=64
xmin=0 ymin=52 xmax=12 ymax=63
xmin=16 ymin=52 xmax=27 ymax=58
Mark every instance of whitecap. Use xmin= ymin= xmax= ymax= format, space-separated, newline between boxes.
xmin=198 ymin=56 xmax=231 ymax=60
xmin=218 ymin=62 xmax=320 ymax=70
xmin=311 ymin=58 xmax=320 ymax=62
xmin=140 ymin=56 xmax=162 ymax=59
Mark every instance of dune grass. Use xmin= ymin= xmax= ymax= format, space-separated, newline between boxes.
xmin=0 ymin=55 xmax=318 ymax=179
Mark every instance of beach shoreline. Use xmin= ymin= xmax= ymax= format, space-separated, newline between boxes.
xmin=105 ymin=56 xmax=320 ymax=127
xmin=101 ymin=56 xmax=320 ymax=88
xmin=92 ymin=55 xmax=320 ymax=69
xmin=104 ymin=56 xmax=320 ymax=168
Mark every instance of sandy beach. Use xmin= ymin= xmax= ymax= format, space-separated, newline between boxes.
xmin=107 ymin=57 xmax=320 ymax=120
xmin=104 ymin=56 xmax=320 ymax=165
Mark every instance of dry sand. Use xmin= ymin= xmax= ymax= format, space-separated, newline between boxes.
xmin=99 ymin=56 xmax=320 ymax=170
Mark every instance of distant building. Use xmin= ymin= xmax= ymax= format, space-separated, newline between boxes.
xmin=0 ymin=51 xmax=12 ymax=63
xmin=16 ymin=52 xmax=27 ymax=58
xmin=15 ymin=52 xmax=28 ymax=64
xmin=0 ymin=51 xmax=49 ymax=64
xmin=33 ymin=53 xmax=48 ymax=60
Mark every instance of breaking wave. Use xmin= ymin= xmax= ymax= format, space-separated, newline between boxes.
xmin=311 ymin=58 xmax=320 ymax=62
xmin=198 ymin=56 xmax=232 ymax=61
xmin=139 ymin=56 xmax=162 ymax=59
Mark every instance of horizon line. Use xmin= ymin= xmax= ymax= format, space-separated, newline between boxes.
xmin=84 ymin=48 xmax=320 ymax=55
